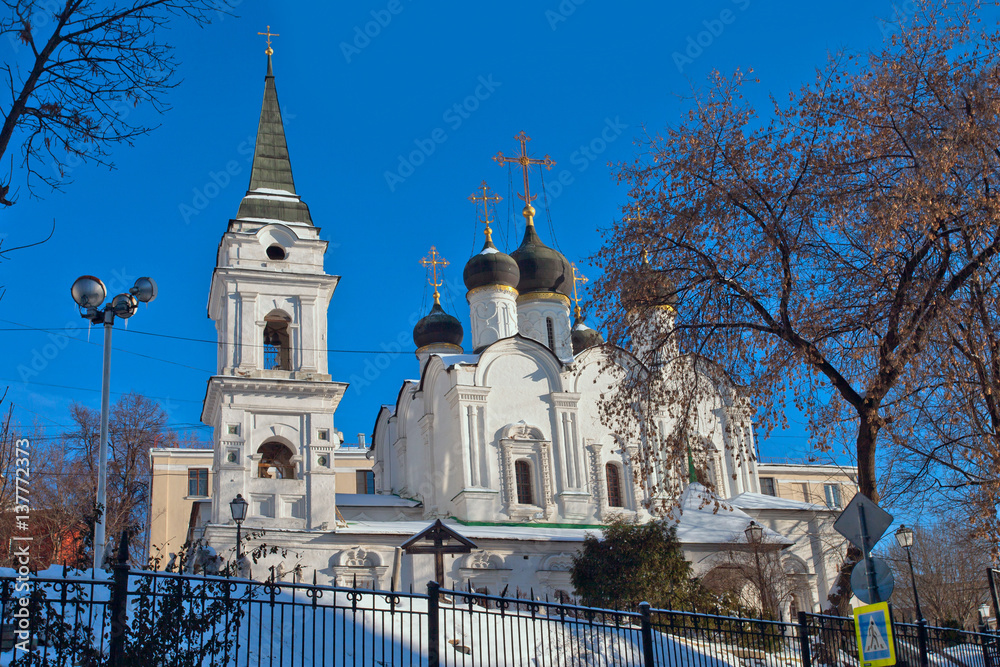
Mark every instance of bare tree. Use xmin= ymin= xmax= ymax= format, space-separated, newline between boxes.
xmin=591 ymin=0 xmax=1000 ymax=610
xmin=63 ymin=391 xmax=178 ymax=562
xmin=881 ymin=522 xmax=991 ymax=629
xmin=704 ymin=536 xmax=794 ymax=621
xmin=0 ymin=0 xmax=234 ymax=205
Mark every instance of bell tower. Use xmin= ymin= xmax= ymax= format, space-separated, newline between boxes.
xmin=202 ymin=47 xmax=346 ymax=535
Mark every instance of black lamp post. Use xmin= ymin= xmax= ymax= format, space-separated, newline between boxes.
xmin=895 ymin=524 xmax=925 ymax=623
xmin=745 ymin=520 xmax=771 ymax=617
xmin=230 ymin=494 xmax=248 ymax=565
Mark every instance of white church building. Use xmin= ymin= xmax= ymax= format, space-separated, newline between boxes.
xmin=174 ymin=51 xmax=853 ymax=618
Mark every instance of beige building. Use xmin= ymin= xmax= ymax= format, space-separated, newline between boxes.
xmin=756 ymin=461 xmax=858 ymax=509
xmin=147 ymin=441 xmax=375 ymax=566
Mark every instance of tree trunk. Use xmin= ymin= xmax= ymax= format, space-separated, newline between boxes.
xmin=826 ymin=407 xmax=882 ymax=614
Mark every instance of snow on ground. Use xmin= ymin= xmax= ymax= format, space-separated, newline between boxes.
xmin=1 ymin=568 xmax=804 ymax=666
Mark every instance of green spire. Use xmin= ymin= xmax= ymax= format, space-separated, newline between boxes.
xmin=234 ymin=51 xmax=314 ymax=226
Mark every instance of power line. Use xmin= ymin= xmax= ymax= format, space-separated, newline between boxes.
xmin=0 ymin=377 xmax=203 ymax=404
xmin=0 ymin=319 xmax=417 ymax=356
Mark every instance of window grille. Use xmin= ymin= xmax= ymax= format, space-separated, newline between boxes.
xmin=606 ymin=463 xmax=624 ymax=507
xmin=514 ymin=460 xmax=533 ymax=505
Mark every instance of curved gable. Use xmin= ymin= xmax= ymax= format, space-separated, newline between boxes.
xmin=474 ymin=336 xmax=564 ymax=394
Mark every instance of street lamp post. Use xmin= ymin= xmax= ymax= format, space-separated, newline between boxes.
xmin=71 ymin=275 xmax=157 ymax=572
xmin=895 ymin=525 xmax=925 ymax=622
xmin=745 ymin=520 xmax=771 ymax=617
xmin=230 ymin=494 xmax=248 ymax=567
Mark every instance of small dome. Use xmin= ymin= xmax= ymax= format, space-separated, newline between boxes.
xmin=622 ymin=252 xmax=678 ymax=311
xmin=464 ymin=239 xmax=520 ymax=291
xmin=413 ymin=302 xmax=464 ymax=349
xmin=511 ymin=221 xmax=572 ymax=296
xmin=571 ymin=312 xmax=604 ymax=354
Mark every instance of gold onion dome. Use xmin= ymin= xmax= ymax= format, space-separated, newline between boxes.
xmin=571 ymin=309 xmax=604 ymax=354
xmin=464 ymin=237 xmax=519 ymax=291
xmin=413 ymin=300 xmax=464 ymax=349
xmin=510 ymin=206 xmax=573 ymax=296
xmin=622 ymin=250 xmax=678 ymax=311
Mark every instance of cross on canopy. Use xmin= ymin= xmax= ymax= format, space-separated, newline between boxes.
xmin=493 ymin=131 xmax=556 ymax=212
xmin=468 ymin=180 xmax=502 ymax=243
xmin=401 ymin=519 xmax=477 ymax=586
xmin=571 ymin=263 xmax=588 ymax=318
xmin=420 ymin=246 xmax=449 ymax=305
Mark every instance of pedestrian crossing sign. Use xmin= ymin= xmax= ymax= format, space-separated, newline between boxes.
xmin=854 ymin=601 xmax=896 ymax=667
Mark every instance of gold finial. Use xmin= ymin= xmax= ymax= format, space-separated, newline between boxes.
xmin=258 ymin=25 xmax=280 ymax=55
xmin=571 ymin=263 xmax=588 ymax=319
xmin=493 ymin=131 xmax=556 ymax=225
xmin=468 ymin=180 xmax=502 ymax=244
xmin=420 ymin=246 xmax=449 ymax=305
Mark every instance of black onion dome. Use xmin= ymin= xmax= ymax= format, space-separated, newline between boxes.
xmin=571 ymin=312 xmax=604 ymax=354
xmin=413 ymin=302 xmax=464 ymax=349
xmin=464 ymin=239 xmax=520 ymax=291
xmin=622 ymin=254 xmax=678 ymax=310
xmin=510 ymin=224 xmax=572 ymax=296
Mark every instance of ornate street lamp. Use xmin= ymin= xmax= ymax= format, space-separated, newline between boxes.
xmin=895 ymin=524 xmax=925 ymax=623
xmin=744 ymin=520 xmax=772 ymax=617
xmin=71 ymin=275 xmax=157 ymax=571
xmin=230 ymin=494 xmax=249 ymax=565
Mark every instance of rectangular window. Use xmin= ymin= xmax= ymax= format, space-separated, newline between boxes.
xmin=824 ymin=483 xmax=842 ymax=508
xmin=760 ymin=477 xmax=776 ymax=496
xmin=188 ymin=468 xmax=208 ymax=497
xmin=356 ymin=470 xmax=375 ymax=494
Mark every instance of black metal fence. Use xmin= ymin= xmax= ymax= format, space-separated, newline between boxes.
xmin=1 ymin=559 xmax=998 ymax=666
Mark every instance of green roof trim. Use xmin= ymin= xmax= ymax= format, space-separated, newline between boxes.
xmin=451 ymin=518 xmax=605 ymax=530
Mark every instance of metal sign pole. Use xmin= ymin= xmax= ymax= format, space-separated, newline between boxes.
xmin=858 ymin=503 xmax=880 ymax=603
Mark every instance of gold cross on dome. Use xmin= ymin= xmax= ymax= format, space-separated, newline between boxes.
xmin=468 ymin=180 xmax=502 ymax=243
xmin=420 ymin=246 xmax=449 ymax=304
xmin=493 ymin=131 xmax=556 ymax=208
xmin=258 ymin=25 xmax=280 ymax=55
xmin=571 ymin=263 xmax=588 ymax=318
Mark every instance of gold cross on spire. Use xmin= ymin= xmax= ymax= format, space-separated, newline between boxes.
xmin=571 ymin=263 xmax=588 ymax=318
xmin=258 ymin=25 xmax=279 ymax=55
xmin=420 ymin=246 xmax=449 ymax=305
xmin=468 ymin=180 xmax=502 ymax=244
xmin=493 ymin=131 xmax=556 ymax=222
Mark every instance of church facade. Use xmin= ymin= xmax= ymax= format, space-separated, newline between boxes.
xmin=178 ymin=51 xmax=853 ymax=617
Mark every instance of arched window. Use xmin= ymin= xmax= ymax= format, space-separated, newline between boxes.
xmin=263 ymin=312 xmax=291 ymax=370
xmin=257 ymin=441 xmax=296 ymax=479
xmin=545 ymin=317 xmax=555 ymax=351
xmin=606 ymin=462 xmax=624 ymax=508
xmin=514 ymin=460 xmax=533 ymax=505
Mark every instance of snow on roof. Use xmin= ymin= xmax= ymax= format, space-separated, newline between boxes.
xmin=335 ymin=494 xmax=421 ymax=508
xmin=728 ymin=492 xmax=829 ymax=511
xmin=250 ymin=187 xmax=296 ymax=196
xmin=234 ymin=216 xmax=312 ymax=227
xmin=433 ymin=353 xmax=481 ymax=367
xmin=572 ymin=322 xmax=593 ymax=331
xmin=479 ymin=246 xmax=500 ymax=255
xmin=668 ymin=484 xmax=790 ymax=545
xmin=336 ymin=520 xmax=600 ymax=543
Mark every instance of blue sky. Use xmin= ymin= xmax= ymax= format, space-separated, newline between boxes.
xmin=1 ymin=1 xmax=915 ymax=462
